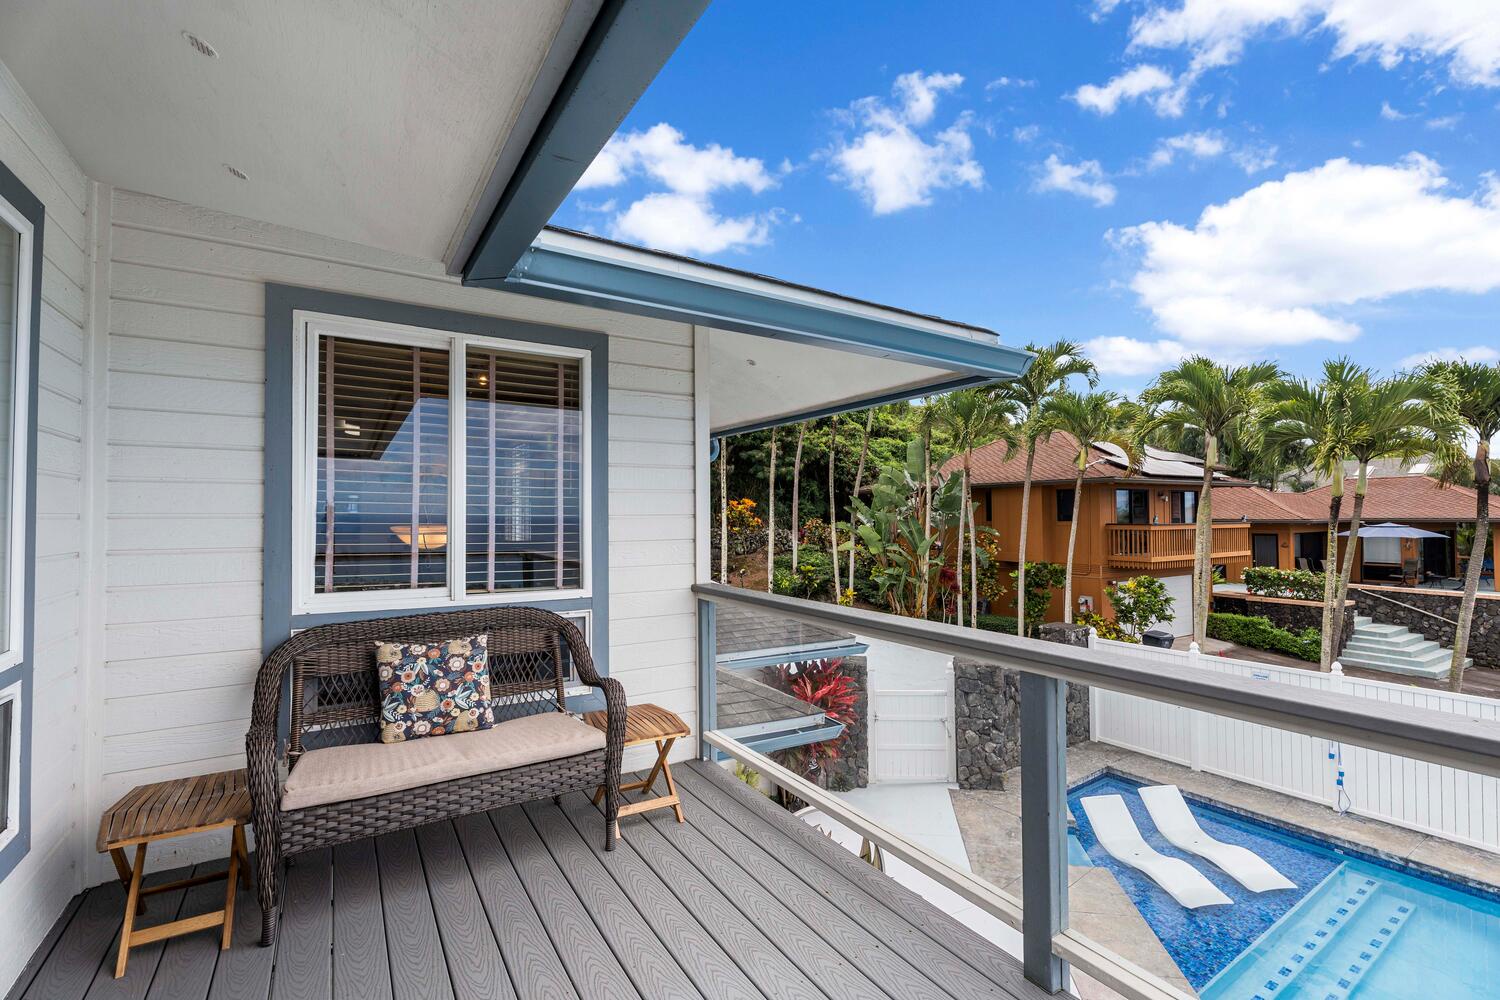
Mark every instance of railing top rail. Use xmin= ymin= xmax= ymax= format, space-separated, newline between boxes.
xmin=692 ymin=581 xmax=1500 ymax=779
xmin=1352 ymin=586 xmax=1458 ymax=626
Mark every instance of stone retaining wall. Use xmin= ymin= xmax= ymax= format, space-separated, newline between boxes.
xmin=955 ymin=622 xmax=1091 ymax=790
xmin=1351 ymin=587 xmax=1500 ymax=670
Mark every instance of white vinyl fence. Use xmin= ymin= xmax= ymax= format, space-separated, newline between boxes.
xmin=1090 ymin=637 xmax=1500 ymax=854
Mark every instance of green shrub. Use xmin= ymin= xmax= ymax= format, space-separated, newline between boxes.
xmin=974 ymin=614 xmax=1021 ymax=635
xmin=1007 ymin=561 xmax=1066 ymax=636
xmin=1105 ymin=575 xmax=1176 ymax=637
xmin=1206 ymin=612 xmax=1321 ymax=662
xmin=1241 ymin=565 xmax=1325 ymax=601
xmin=1077 ymin=611 xmax=1138 ymax=643
xmin=771 ymin=550 xmax=835 ymax=600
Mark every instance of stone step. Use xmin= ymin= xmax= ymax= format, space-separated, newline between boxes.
xmin=1350 ymin=621 xmax=1412 ymax=638
xmin=1345 ymin=634 xmax=1439 ymax=656
xmin=1353 ymin=614 xmax=1373 ymax=627
xmin=1340 ymin=649 xmax=1469 ymax=680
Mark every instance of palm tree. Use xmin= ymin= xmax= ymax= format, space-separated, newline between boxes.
xmin=992 ymin=340 xmax=1097 ymax=636
xmin=766 ymin=426 xmax=777 ymax=591
xmin=848 ymin=409 xmax=876 ymax=588
xmin=790 ymin=423 xmax=806 ymax=569
xmin=718 ymin=438 xmax=729 ymax=583
xmin=1329 ymin=367 xmax=1456 ymax=653
xmin=1145 ymin=357 xmax=1283 ymax=644
xmin=912 ymin=398 xmax=943 ymax=617
xmin=828 ymin=416 xmax=841 ymax=599
xmin=1422 ymin=360 xmax=1500 ymax=691
xmin=1045 ymin=391 xmax=1139 ymax=623
xmin=936 ymin=390 xmax=1017 ymax=626
xmin=1263 ymin=366 xmax=1357 ymax=669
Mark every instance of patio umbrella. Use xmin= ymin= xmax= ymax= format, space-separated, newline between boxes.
xmin=1337 ymin=522 xmax=1447 ymax=538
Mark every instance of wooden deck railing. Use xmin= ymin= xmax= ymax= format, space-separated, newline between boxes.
xmin=1105 ymin=523 xmax=1251 ymax=569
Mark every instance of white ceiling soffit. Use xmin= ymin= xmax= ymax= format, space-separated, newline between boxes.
xmin=709 ymin=327 xmax=974 ymax=435
xmin=0 ymin=0 xmax=575 ymax=261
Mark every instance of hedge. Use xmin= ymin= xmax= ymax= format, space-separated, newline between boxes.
xmin=1206 ymin=612 xmax=1321 ymax=662
xmin=1241 ymin=565 xmax=1325 ymax=601
xmin=975 ymin=614 xmax=1021 ymax=635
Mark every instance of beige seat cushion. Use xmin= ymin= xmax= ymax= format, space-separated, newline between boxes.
xmin=281 ymin=710 xmax=605 ymax=812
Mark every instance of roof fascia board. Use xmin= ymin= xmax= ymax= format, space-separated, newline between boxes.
xmin=488 ymin=241 xmax=1035 ymax=379
xmin=717 ymin=641 xmax=870 ymax=670
xmin=729 ymin=720 xmax=847 ymax=754
xmin=444 ymin=0 xmax=605 ymax=273
xmin=460 ymin=0 xmax=709 ymax=281
xmin=718 ymin=712 xmax=830 ymax=742
xmin=714 ymin=376 xmax=994 ymax=438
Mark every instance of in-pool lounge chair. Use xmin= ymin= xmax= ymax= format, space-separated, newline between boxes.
xmin=1080 ymin=794 xmax=1231 ymax=909
xmin=1139 ymin=785 xmax=1296 ymax=892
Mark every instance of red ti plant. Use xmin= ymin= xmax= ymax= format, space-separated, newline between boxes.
xmin=775 ymin=657 xmax=858 ymax=777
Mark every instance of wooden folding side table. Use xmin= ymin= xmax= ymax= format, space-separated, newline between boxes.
xmin=97 ymin=768 xmax=252 ymax=978
xmin=584 ymin=703 xmax=690 ymax=836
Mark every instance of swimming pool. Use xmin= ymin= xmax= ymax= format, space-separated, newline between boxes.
xmin=1068 ymin=773 xmax=1500 ymax=998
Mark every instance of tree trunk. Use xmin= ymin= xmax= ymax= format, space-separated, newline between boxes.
xmin=718 ymin=440 xmax=728 ymax=584
xmin=791 ymin=424 xmax=805 ymax=569
xmin=1319 ymin=479 xmax=1344 ymax=671
xmin=1451 ymin=440 xmax=1491 ymax=691
xmin=920 ymin=426 xmax=932 ymax=619
xmin=849 ymin=409 xmax=874 ymax=586
xmin=829 ymin=417 xmax=841 ymax=600
xmin=1330 ymin=463 xmax=1368 ymax=654
xmin=954 ymin=469 xmax=966 ymax=626
xmin=968 ymin=460 xmax=979 ymax=626
xmin=1064 ymin=470 xmax=1084 ymax=624
xmin=766 ymin=427 xmax=777 ymax=591
xmin=1016 ymin=445 xmax=1036 ymax=637
xmin=1192 ymin=435 xmax=1216 ymax=644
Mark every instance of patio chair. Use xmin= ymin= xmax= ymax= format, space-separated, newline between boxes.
xmin=246 ymin=607 xmax=624 ymax=946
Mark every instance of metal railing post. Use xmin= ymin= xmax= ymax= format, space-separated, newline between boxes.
xmin=1020 ymin=669 xmax=1068 ymax=992
xmin=698 ymin=597 xmax=717 ymax=759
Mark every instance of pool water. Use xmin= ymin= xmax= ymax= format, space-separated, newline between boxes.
xmin=1069 ymin=774 xmax=1500 ymax=997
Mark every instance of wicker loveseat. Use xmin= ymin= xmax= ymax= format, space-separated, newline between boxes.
xmin=246 ymin=607 xmax=623 ymax=946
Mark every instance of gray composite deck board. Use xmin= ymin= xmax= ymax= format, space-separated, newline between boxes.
xmin=552 ymin=792 xmax=764 ymax=1000
xmin=86 ymin=869 xmax=192 ymax=1000
xmin=679 ymin=761 xmax=1056 ymax=1000
xmin=330 ymin=840 xmax=394 ymax=1000
xmin=13 ymin=767 xmax=1055 ymax=1000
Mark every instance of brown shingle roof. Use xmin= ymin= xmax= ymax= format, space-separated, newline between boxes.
xmin=1212 ymin=475 xmax=1479 ymax=524
xmin=948 ymin=433 xmax=1241 ymax=486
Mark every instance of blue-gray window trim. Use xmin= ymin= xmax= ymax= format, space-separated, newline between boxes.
xmin=0 ymin=158 xmax=42 ymax=884
xmin=263 ymin=285 xmax=611 ymax=695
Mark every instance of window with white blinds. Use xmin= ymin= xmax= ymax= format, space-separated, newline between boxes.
xmin=464 ymin=348 xmax=582 ymax=593
xmin=315 ymin=336 xmax=450 ymax=594
xmin=299 ymin=319 xmax=589 ymax=609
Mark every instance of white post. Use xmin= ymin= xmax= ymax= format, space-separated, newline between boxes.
xmin=1328 ymin=660 xmax=1345 ymax=812
xmin=1086 ymin=627 xmax=1100 ymax=741
xmin=1188 ymin=641 xmax=1205 ymax=772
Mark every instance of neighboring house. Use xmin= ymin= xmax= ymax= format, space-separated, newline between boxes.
xmin=953 ymin=433 xmax=1253 ymax=634
xmin=1212 ymin=475 xmax=1479 ymax=585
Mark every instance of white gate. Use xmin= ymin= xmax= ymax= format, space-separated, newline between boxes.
xmin=870 ymin=688 xmax=953 ymax=782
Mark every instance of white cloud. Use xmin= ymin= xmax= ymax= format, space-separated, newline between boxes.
xmin=1034 ymin=154 xmax=1118 ymax=206
xmin=575 ymin=123 xmax=781 ymax=255
xmin=1396 ymin=345 xmax=1500 ymax=368
xmin=610 ymin=194 xmax=774 ymax=256
xmin=1071 ymin=64 xmax=1187 ymax=116
xmin=1121 ymin=0 xmax=1500 ymax=88
xmin=1115 ymin=154 xmax=1500 ymax=347
xmin=1012 ymin=124 xmax=1042 ymax=143
xmin=986 ymin=75 xmax=1038 ymax=90
xmin=1380 ymin=100 xmax=1410 ymax=120
xmin=829 ymin=71 xmax=984 ymax=214
xmin=1082 ymin=335 xmax=1191 ymax=375
xmin=1230 ymin=143 xmax=1279 ymax=174
xmin=1148 ymin=130 xmax=1228 ymax=168
xmin=1426 ymin=113 xmax=1462 ymax=129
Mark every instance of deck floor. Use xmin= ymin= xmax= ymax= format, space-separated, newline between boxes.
xmin=9 ymin=761 xmax=1052 ymax=1000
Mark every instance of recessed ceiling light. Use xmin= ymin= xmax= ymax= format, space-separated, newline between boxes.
xmin=182 ymin=31 xmax=219 ymax=58
xmin=224 ymin=164 xmax=248 ymax=181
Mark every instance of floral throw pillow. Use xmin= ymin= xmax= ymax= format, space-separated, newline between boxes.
xmin=375 ymin=635 xmax=494 ymax=743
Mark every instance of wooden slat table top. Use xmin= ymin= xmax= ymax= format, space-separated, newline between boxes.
xmin=582 ymin=703 xmax=689 ymax=746
xmin=97 ymin=769 xmax=251 ymax=852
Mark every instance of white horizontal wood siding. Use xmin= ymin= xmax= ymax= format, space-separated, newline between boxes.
xmin=100 ymin=191 xmax=700 ymax=870
xmin=0 ymin=61 xmax=90 ymax=993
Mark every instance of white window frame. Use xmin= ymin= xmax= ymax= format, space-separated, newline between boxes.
xmin=0 ymin=677 xmax=21 ymax=852
xmin=291 ymin=310 xmax=592 ymax=615
xmin=0 ymin=193 xmax=32 ymax=674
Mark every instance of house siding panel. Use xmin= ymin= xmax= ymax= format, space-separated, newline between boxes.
xmin=101 ymin=190 xmax=699 ymax=874
xmin=0 ymin=62 xmax=91 ymax=994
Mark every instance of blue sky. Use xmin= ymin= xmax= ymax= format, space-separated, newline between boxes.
xmin=551 ymin=1 xmax=1500 ymax=395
